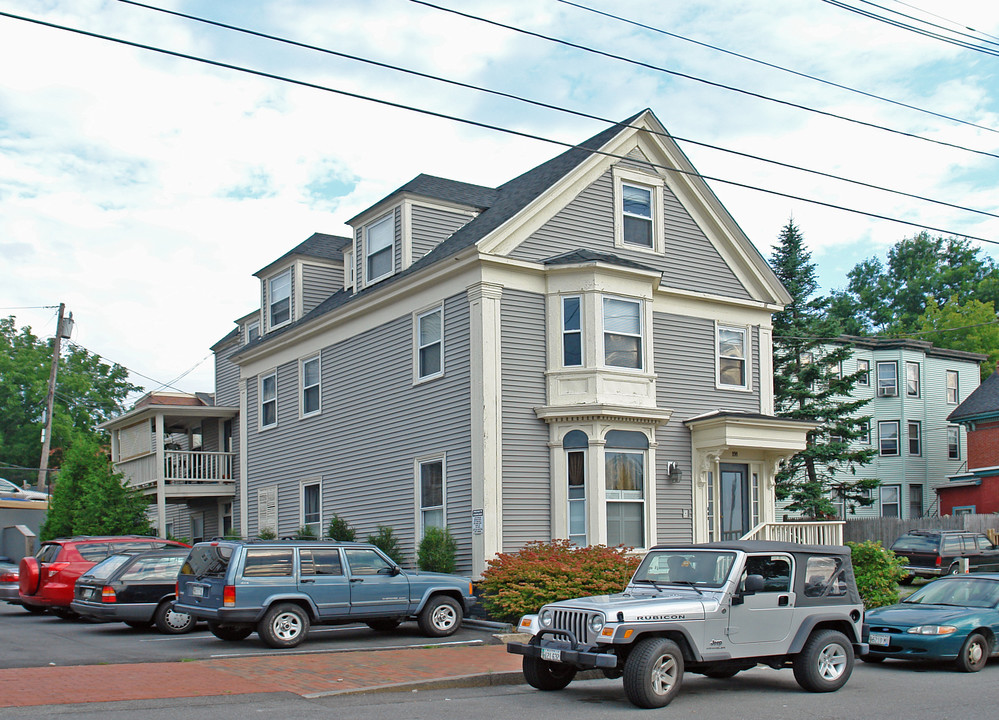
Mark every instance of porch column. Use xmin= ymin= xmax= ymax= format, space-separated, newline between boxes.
xmin=154 ymin=414 xmax=167 ymax=535
xmin=239 ymin=377 xmax=249 ymax=538
xmin=467 ymin=281 xmax=504 ymax=577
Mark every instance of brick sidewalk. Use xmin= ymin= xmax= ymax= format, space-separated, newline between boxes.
xmin=0 ymin=644 xmax=523 ymax=708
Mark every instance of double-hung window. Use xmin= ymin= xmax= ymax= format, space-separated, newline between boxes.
xmin=603 ymin=297 xmax=642 ymax=369
xmin=416 ymin=306 xmax=443 ymax=380
xmin=269 ymin=270 xmax=291 ymax=328
xmin=246 ymin=320 xmax=260 ymax=344
xmin=605 ymin=430 xmax=647 ymax=549
xmin=948 ymin=426 xmax=960 ymax=459
xmin=876 ymin=361 xmax=898 ymax=397
xmin=717 ymin=326 xmax=748 ymax=389
xmin=946 ymin=370 xmax=959 ymax=404
xmin=881 ymin=485 xmax=901 ymax=518
xmin=260 ymin=371 xmax=277 ymax=429
xmin=879 ymin=420 xmax=899 ymax=456
xmin=419 ymin=458 xmax=444 ymax=533
xmin=564 ymin=430 xmax=588 ymax=546
xmin=365 ymin=215 xmax=394 ymax=283
xmin=302 ymin=482 xmax=321 ymax=536
xmin=301 ymin=355 xmax=321 ymax=416
xmin=621 ymin=183 xmax=653 ymax=248
xmin=907 ymin=420 xmax=921 ymax=456
xmin=562 ymin=296 xmax=582 ymax=367
xmin=906 ymin=362 xmax=920 ymax=397
xmin=856 ymin=359 xmax=869 ymax=386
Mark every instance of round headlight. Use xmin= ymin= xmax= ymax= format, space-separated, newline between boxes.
xmin=588 ymin=614 xmax=605 ymax=634
xmin=539 ymin=609 xmax=553 ymax=628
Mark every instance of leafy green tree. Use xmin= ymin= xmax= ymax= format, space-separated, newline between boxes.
xmin=846 ymin=540 xmax=908 ymax=608
xmin=0 ymin=316 xmax=138 ymax=479
xmin=917 ymin=296 xmax=999 ymax=379
xmin=417 ymin=526 xmax=458 ymax=573
xmin=40 ymin=438 xmax=152 ymax=541
xmin=770 ymin=220 xmax=876 ymax=518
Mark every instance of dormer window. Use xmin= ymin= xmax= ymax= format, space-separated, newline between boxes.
xmin=613 ymin=166 xmax=664 ymax=253
xmin=365 ymin=214 xmax=394 ymax=284
xmin=269 ymin=269 xmax=291 ymax=328
xmin=622 ymin=184 xmax=653 ymax=248
xmin=246 ymin=320 xmax=260 ymax=344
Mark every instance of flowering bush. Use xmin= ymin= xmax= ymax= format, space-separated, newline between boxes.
xmin=479 ymin=540 xmax=641 ymax=622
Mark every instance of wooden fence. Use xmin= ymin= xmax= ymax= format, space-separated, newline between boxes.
xmin=845 ymin=515 xmax=999 ymax=548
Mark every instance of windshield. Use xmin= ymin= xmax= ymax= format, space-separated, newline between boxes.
xmin=83 ymin=554 xmax=133 ymax=581
xmin=632 ymin=550 xmax=736 ymax=588
xmin=181 ymin=544 xmax=233 ymax=578
xmin=0 ymin=478 xmax=19 ymax=491
xmin=905 ymin=577 xmax=999 ymax=608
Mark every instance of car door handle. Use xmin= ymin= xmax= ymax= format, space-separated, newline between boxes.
xmin=301 ymin=579 xmax=315 ymax=584
xmin=778 ymin=595 xmax=790 ymax=606
xmin=350 ymin=578 xmax=363 ymax=583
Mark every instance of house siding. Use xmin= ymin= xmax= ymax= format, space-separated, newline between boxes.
xmin=509 ymin=166 xmax=752 ymax=300
xmin=411 ymin=205 xmax=472 ymax=262
xmin=500 ymin=289 xmax=551 ymax=552
xmin=215 ymin=340 xmax=240 ymax=408
xmin=302 ymin=263 xmax=343 ymax=315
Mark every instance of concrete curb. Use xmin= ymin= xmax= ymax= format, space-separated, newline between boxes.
xmin=463 ymin=618 xmax=514 ymax=633
xmin=303 ymin=670 xmax=526 ymax=698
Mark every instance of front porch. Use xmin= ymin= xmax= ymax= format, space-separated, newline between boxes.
xmin=741 ymin=520 xmax=845 ymax=545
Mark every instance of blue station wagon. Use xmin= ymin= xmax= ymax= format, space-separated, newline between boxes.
xmin=174 ymin=539 xmax=475 ymax=648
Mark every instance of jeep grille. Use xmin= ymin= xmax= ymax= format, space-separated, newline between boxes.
xmin=549 ymin=608 xmax=596 ymax=646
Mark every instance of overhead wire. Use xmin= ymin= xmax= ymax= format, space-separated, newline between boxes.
xmin=889 ymin=0 xmax=999 ymax=44
xmin=65 ymin=339 xmax=195 ymax=395
xmin=557 ymin=0 xmax=998 ymax=136
xmin=851 ymin=0 xmax=999 ymax=50
xmin=116 ymin=0 xmax=999 ymax=221
xmin=407 ymin=0 xmax=999 ymax=161
xmin=4 ymin=9 xmax=995 ymax=245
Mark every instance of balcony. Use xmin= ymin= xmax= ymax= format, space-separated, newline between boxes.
xmin=119 ymin=451 xmax=236 ymax=498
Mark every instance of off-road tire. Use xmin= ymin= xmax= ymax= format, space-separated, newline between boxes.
xmin=366 ymin=618 xmax=402 ymax=632
xmin=792 ymin=629 xmax=854 ymax=692
xmin=207 ymin=621 xmax=254 ymax=641
xmin=417 ymin=595 xmax=462 ymax=637
xmin=523 ymin=655 xmax=577 ymax=691
xmin=154 ymin=601 xmax=196 ymax=634
xmin=258 ymin=603 xmax=310 ymax=648
xmin=956 ymin=632 xmax=989 ymax=673
xmin=623 ymin=637 xmax=684 ymax=708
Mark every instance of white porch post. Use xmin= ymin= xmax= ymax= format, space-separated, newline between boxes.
xmin=239 ymin=377 xmax=249 ymax=538
xmin=467 ymin=281 xmax=504 ymax=577
xmin=154 ymin=414 xmax=167 ymax=535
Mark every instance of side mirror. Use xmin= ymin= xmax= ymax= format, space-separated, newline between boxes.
xmin=391 ymin=565 xmax=402 ymax=576
xmin=744 ymin=574 xmax=765 ymax=595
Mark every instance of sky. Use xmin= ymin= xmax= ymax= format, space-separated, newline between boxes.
xmin=2 ymin=0 xmax=998 ymax=401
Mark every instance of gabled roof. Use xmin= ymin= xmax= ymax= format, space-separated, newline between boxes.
xmin=949 ymin=366 xmax=999 ymax=423
xmin=254 ymin=232 xmax=351 ymax=277
xmin=347 ymin=174 xmax=499 ymax=224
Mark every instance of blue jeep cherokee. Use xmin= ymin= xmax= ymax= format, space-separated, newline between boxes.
xmin=174 ymin=539 xmax=475 ymax=648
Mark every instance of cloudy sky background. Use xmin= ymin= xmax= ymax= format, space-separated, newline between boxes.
xmin=2 ymin=0 xmax=998 ymax=399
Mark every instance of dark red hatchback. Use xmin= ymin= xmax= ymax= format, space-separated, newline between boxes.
xmin=19 ymin=536 xmax=188 ymax=617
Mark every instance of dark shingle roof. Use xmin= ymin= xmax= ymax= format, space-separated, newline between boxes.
xmin=255 ymin=232 xmax=351 ymax=276
xmin=948 ymin=369 xmax=999 ymax=423
xmin=544 ymin=249 xmax=659 ymax=273
xmin=348 ymin=175 xmax=499 ymax=223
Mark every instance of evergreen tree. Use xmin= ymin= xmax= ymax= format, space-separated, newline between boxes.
xmin=770 ymin=220 xmax=877 ymax=518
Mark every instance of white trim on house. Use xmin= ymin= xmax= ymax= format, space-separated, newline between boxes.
xmin=413 ymin=302 xmax=445 ymax=384
xmin=259 ymin=370 xmax=278 ymax=431
xmin=300 ymin=354 xmax=321 ymax=418
xmin=414 ymin=454 xmax=447 ymax=541
xmin=612 ymin=165 xmax=665 ymax=255
xmin=299 ymin=478 xmax=322 ymax=536
xmin=715 ymin=321 xmax=753 ymax=392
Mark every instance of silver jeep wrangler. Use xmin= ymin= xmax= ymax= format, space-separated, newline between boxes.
xmin=508 ymin=541 xmax=867 ymax=709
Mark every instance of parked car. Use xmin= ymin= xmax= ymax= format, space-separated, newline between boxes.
xmin=0 ymin=559 xmax=20 ymax=605
xmin=19 ymin=536 xmax=189 ymax=617
xmin=174 ymin=539 xmax=476 ymax=649
xmin=890 ymin=530 xmax=999 ymax=582
xmin=863 ymin=573 xmax=999 ymax=672
xmin=0 ymin=477 xmax=48 ymax=501
xmin=70 ymin=548 xmax=196 ymax=633
xmin=509 ymin=541 xmax=867 ymax=709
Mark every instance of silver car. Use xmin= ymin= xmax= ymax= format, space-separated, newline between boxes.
xmin=0 ymin=478 xmax=48 ymax=501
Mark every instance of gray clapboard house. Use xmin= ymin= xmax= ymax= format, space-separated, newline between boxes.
xmin=104 ymin=109 xmax=838 ymax=576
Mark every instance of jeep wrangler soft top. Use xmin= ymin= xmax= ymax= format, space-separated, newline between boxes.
xmin=508 ymin=540 xmax=867 ymax=709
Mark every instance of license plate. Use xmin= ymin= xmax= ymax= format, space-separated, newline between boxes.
xmin=190 ymin=585 xmax=204 ymax=598
xmin=869 ymin=633 xmax=890 ymax=647
xmin=541 ymin=647 xmax=562 ymax=662
xmin=81 ymin=588 xmax=93 ymax=600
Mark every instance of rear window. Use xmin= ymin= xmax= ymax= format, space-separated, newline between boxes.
xmin=803 ymin=556 xmax=848 ymax=597
xmin=242 ymin=549 xmax=294 ymax=577
xmin=181 ymin=544 xmax=233 ymax=578
xmin=37 ymin=544 xmax=63 ymax=563
xmin=77 ymin=544 xmax=111 ymax=562
xmin=121 ymin=554 xmax=186 ymax=582
xmin=891 ymin=534 xmax=938 ymax=552
xmin=84 ymin=554 xmax=133 ymax=581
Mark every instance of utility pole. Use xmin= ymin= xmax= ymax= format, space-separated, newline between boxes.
xmin=38 ymin=303 xmax=72 ymax=492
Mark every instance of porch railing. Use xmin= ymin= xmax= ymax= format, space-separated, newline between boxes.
xmin=741 ymin=521 xmax=844 ymax=546
xmin=116 ymin=450 xmax=235 ymax=489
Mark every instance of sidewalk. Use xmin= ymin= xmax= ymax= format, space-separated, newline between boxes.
xmin=0 ymin=640 xmax=525 ymax=708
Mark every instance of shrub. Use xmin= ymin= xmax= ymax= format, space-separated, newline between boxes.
xmin=847 ymin=540 xmax=908 ymax=609
xmin=326 ymin=514 xmax=356 ymax=541
xmin=479 ymin=540 xmax=642 ymax=623
xmin=257 ymin=527 xmax=277 ymax=540
xmin=418 ymin=526 xmax=457 ymax=573
xmin=296 ymin=525 xmax=318 ymax=540
xmin=367 ymin=525 xmax=404 ymax=564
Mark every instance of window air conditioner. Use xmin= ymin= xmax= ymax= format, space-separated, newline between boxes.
xmin=878 ymin=387 xmax=897 ymax=398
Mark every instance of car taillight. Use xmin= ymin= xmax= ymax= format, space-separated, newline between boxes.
xmin=935 ymin=556 xmax=942 ymax=566
xmin=44 ymin=562 xmax=71 ymax=575
xmin=0 ymin=571 xmax=17 ymax=583
xmin=102 ymin=586 xmax=117 ymax=602
xmin=223 ymin=585 xmax=235 ymax=607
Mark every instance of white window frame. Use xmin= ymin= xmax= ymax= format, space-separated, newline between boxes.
xmin=344 ymin=248 xmax=355 ymax=290
xmin=856 ymin=358 xmax=870 ymax=386
xmin=905 ymin=361 xmax=920 ymax=398
xmin=259 ymin=371 xmax=277 ymax=430
xmin=268 ymin=269 xmax=292 ymax=330
xmin=562 ymin=295 xmax=583 ymax=367
xmin=876 ymin=361 xmax=898 ymax=397
xmin=566 ymin=447 xmax=587 ymax=546
xmin=879 ymin=420 xmax=899 ymax=456
xmin=880 ymin=484 xmax=901 ymax=518
xmin=947 ymin=426 xmax=961 ymax=460
xmin=245 ymin=320 xmax=260 ymax=345
xmin=612 ymin=167 xmax=664 ymax=254
xmin=946 ymin=370 xmax=959 ymax=404
xmin=601 ymin=295 xmax=644 ymax=371
xmin=365 ymin=213 xmax=394 ymax=285
xmin=716 ymin=323 xmax=751 ymax=391
xmin=300 ymin=480 xmax=322 ymax=536
xmin=907 ymin=420 xmax=921 ymax=456
xmin=604 ymin=447 xmax=647 ymax=550
xmin=414 ymin=304 xmax=444 ymax=382
xmin=416 ymin=455 xmax=446 ymax=539
xmin=300 ymin=354 xmax=321 ymax=418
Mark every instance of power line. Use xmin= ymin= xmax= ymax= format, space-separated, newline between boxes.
xmin=889 ymin=0 xmax=999 ymax=43
xmin=0 ymin=305 xmax=61 ymax=311
xmin=117 ymin=0 xmax=999 ymax=221
xmin=557 ymin=0 xmax=998 ymax=136
xmin=65 ymin=340 xmax=193 ymax=395
xmin=854 ymin=0 xmax=999 ymax=50
xmin=408 ymin=0 xmax=999 ymax=161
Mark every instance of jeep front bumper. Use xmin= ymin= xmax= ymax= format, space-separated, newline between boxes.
xmin=507 ymin=629 xmax=618 ymax=669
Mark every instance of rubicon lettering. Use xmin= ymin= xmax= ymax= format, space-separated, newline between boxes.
xmin=636 ymin=614 xmax=686 ymax=620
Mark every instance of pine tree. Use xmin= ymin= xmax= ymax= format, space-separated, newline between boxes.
xmin=770 ymin=220 xmax=877 ymax=518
